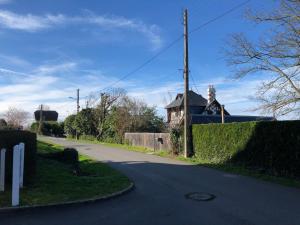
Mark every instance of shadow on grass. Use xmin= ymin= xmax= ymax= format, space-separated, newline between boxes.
xmin=62 ymin=135 xmax=300 ymax=189
xmin=0 ymin=141 xmax=131 ymax=208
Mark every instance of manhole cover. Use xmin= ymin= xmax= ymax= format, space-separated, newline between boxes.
xmin=185 ymin=192 xmax=215 ymax=201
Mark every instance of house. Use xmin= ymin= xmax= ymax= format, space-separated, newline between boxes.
xmin=165 ymin=85 xmax=274 ymax=127
xmin=34 ymin=110 xmax=58 ymax=122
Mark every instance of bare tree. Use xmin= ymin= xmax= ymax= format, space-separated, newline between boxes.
xmin=162 ymin=91 xmax=174 ymax=106
xmin=4 ymin=107 xmax=29 ymax=129
xmin=85 ymin=93 xmax=99 ymax=109
xmin=94 ymin=88 xmax=126 ymax=137
xmin=225 ymin=0 xmax=300 ymax=118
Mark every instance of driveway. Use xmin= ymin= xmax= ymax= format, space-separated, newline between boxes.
xmin=1 ymin=137 xmax=300 ymax=225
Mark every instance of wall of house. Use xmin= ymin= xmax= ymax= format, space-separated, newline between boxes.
xmin=169 ymin=109 xmax=184 ymax=127
xmin=125 ymin=132 xmax=171 ymax=151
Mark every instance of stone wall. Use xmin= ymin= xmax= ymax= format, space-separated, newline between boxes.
xmin=124 ymin=133 xmax=171 ymax=151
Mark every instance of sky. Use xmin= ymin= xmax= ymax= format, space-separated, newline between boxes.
xmin=0 ymin=0 xmax=277 ymax=122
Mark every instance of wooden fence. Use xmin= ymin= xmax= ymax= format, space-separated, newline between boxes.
xmin=124 ymin=133 xmax=171 ymax=151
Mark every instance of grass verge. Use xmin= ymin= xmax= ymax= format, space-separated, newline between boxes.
xmin=0 ymin=141 xmax=131 ymax=208
xmin=177 ymin=156 xmax=300 ymax=188
xmin=66 ymin=137 xmax=300 ymax=189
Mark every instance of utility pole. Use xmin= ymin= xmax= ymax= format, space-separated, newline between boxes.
xmin=77 ymin=89 xmax=80 ymax=113
xmin=76 ymin=89 xmax=80 ymax=140
xmin=38 ymin=104 xmax=43 ymax=134
xmin=183 ymin=9 xmax=191 ymax=158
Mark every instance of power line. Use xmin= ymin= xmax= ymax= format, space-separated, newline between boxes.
xmin=190 ymin=72 xmax=199 ymax=93
xmin=81 ymin=0 xmax=251 ymax=99
xmin=98 ymin=35 xmax=184 ymax=93
xmin=189 ymin=0 xmax=251 ymax=34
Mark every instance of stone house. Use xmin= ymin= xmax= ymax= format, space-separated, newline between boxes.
xmin=165 ymin=85 xmax=273 ymax=127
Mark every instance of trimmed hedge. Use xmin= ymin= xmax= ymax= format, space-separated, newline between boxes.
xmin=0 ymin=130 xmax=37 ymax=185
xmin=31 ymin=122 xmax=64 ymax=137
xmin=192 ymin=121 xmax=300 ymax=178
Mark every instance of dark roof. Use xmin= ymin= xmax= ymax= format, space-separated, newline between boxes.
xmin=34 ymin=110 xmax=58 ymax=122
xmin=204 ymin=99 xmax=230 ymax=115
xmin=165 ymin=91 xmax=207 ymax=109
xmin=191 ymin=114 xmax=275 ymax=124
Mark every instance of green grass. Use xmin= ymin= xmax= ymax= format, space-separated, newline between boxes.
xmin=0 ymin=141 xmax=131 ymax=207
xmin=66 ymin=136 xmax=168 ymax=154
xmin=66 ymin=137 xmax=300 ymax=189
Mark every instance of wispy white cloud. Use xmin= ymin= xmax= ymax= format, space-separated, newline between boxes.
xmin=0 ymin=64 xmax=136 ymax=121
xmin=82 ymin=11 xmax=162 ymax=49
xmin=0 ymin=10 xmax=162 ymax=49
xmin=0 ymin=54 xmax=31 ymax=67
xmin=35 ymin=62 xmax=77 ymax=75
xmin=0 ymin=67 xmax=32 ymax=78
xmin=0 ymin=10 xmax=59 ymax=31
xmin=0 ymin=75 xmax=58 ymax=95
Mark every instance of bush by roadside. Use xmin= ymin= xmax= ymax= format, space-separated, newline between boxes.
xmin=192 ymin=121 xmax=300 ymax=178
xmin=0 ymin=130 xmax=36 ymax=185
xmin=31 ymin=122 xmax=64 ymax=137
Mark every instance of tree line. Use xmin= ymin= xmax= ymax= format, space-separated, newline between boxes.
xmin=64 ymin=88 xmax=166 ymax=143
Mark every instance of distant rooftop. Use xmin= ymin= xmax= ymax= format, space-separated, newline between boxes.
xmin=165 ymin=90 xmax=207 ymax=109
xmin=34 ymin=110 xmax=58 ymax=122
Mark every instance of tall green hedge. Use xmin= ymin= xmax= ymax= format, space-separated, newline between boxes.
xmin=192 ymin=121 xmax=300 ymax=178
xmin=30 ymin=122 xmax=64 ymax=137
xmin=0 ymin=131 xmax=37 ymax=185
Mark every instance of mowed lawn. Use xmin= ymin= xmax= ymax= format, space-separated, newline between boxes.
xmin=0 ymin=141 xmax=131 ymax=207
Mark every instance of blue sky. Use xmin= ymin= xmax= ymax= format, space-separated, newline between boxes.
xmin=0 ymin=0 xmax=276 ymax=121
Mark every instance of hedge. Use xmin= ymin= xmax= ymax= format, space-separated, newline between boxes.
xmin=192 ymin=121 xmax=300 ymax=178
xmin=30 ymin=122 xmax=64 ymax=137
xmin=0 ymin=130 xmax=37 ymax=185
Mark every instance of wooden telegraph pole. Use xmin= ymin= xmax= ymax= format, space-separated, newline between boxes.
xmin=38 ymin=104 xmax=43 ymax=134
xmin=76 ymin=89 xmax=80 ymax=140
xmin=183 ymin=9 xmax=191 ymax=158
xmin=77 ymin=89 xmax=80 ymax=113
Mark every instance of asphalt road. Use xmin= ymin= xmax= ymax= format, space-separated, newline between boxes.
xmin=1 ymin=137 xmax=300 ymax=225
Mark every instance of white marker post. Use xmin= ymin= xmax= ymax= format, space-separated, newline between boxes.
xmin=19 ymin=143 xmax=25 ymax=188
xmin=0 ymin=148 xmax=6 ymax=191
xmin=12 ymin=145 xmax=20 ymax=206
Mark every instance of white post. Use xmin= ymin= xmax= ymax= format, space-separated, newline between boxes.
xmin=19 ymin=143 xmax=25 ymax=188
xmin=12 ymin=145 xmax=20 ymax=206
xmin=0 ymin=148 xmax=6 ymax=191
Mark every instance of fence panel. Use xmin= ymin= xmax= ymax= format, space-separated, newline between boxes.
xmin=125 ymin=133 xmax=171 ymax=151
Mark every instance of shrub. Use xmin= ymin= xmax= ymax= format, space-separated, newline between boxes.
xmin=63 ymin=148 xmax=81 ymax=175
xmin=0 ymin=119 xmax=7 ymax=130
xmin=63 ymin=148 xmax=79 ymax=164
xmin=31 ymin=122 xmax=64 ymax=137
xmin=39 ymin=147 xmax=78 ymax=165
xmin=64 ymin=115 xmax=76 ymax=138
xmin=192 ymin=121 xmax=300 ymax=178
xmin=0 ymin=130 xmax=37 ymax=185
xmin=170 ymin=128 xmax=182 ymax=155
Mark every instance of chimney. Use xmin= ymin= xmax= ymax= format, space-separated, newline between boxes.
xmin=207 ymin=85 xmax=216 ymax=104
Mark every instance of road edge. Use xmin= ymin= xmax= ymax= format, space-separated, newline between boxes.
xmin=0 ymin=182 xmax=134 ymax=213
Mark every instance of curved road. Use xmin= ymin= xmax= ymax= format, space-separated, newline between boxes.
xmin=1 ymin=137 xmax=300 ymax=225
